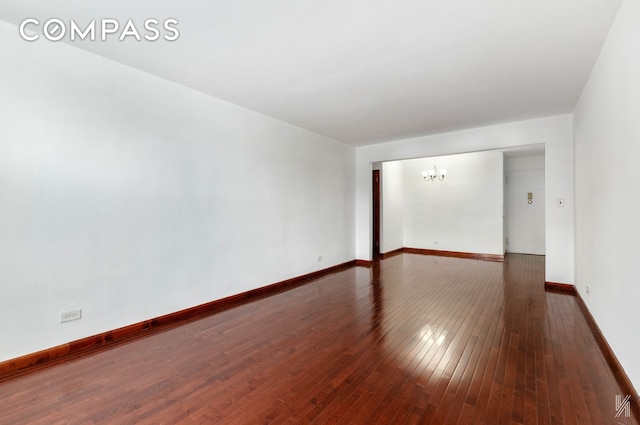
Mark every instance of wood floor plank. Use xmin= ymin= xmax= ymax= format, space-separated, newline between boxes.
xmin=0 ymin=254 xmax=636 ymax=424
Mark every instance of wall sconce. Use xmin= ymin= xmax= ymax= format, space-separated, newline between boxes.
xmin=421 ymin=165 xmax=447 ymax=181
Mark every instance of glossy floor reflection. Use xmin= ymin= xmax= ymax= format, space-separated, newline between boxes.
xmin=0 ymin=254 xmax=636 ymax=424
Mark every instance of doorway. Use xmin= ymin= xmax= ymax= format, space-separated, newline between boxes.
xmin=505 ymin=155 xmax=545 ymax=255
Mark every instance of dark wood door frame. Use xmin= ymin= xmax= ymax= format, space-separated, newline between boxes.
xmin=372 ymin=169 xmax=381 ymax=259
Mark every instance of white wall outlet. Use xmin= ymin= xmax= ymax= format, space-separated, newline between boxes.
xmin=60 ymin=308 xmax=82 ymax=323
xmin=317 ymin=255 xmax=323 ymax=262
xmin=586 ymin=286 xmax=590 ymax=295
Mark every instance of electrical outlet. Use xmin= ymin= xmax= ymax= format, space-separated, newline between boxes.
xmin=60 ymin=308 xmax=82 ymax=323
xmin=317 ymin=255 xmax=323 ymax=262
xmin=586 ymin=286 xmax=590 ymax=295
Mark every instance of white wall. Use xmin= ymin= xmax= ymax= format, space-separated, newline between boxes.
xmin=403 ymin=152 xmax=503 ymax=255
xmin=0 ymin=20 xmax=355 ymax=362
xmin=573 ymin=0 xmax=640 ymax=391
xmin=505 ymin=156 xmax=545 ymax=255
xmin=381 ymin=161 xmax=404 ymax=253
xmin=355 ymin=115 xmax=574 ymax=283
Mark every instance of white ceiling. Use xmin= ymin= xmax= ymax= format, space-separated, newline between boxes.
xmin=0 ymin=1 xmax=622 ymax=146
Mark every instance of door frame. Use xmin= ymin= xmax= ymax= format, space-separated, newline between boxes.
xmin=372 ymin=169 xmax=381 ymax=259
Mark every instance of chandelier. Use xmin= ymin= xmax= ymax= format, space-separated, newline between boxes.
xmin=421 ymin=164 xmax=447 ymax=181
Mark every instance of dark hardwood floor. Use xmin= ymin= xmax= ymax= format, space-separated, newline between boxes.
xmin=0 ymin=254 xmax=636 ymax=424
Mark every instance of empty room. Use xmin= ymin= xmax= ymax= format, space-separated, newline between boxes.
xmin=1 ymin=1 xmax=639 ymax=424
